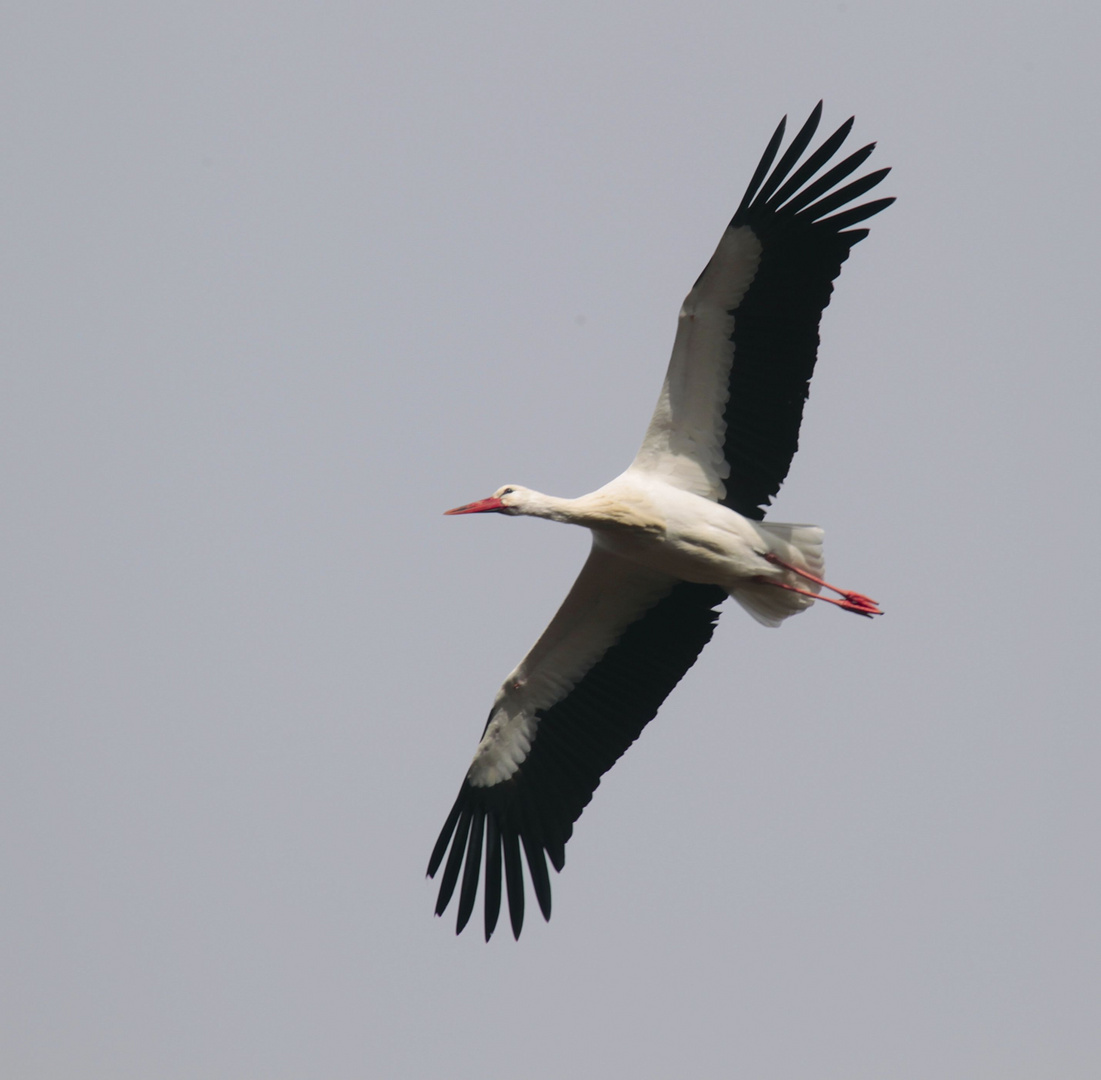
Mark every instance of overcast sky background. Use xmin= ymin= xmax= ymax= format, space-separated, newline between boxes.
xmin=3 ymin=3 xmax=1100 ymax=1078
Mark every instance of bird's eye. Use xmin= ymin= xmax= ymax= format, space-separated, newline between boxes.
xmin=501 ymin=487 xmax=515 ymax=496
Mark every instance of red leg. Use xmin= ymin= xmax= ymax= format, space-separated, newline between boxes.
xmin=759 ymin=552 xmax=882 ymax=616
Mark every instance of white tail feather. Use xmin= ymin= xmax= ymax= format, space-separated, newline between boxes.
xmin=730 ymin=523 xmax=824 ymax=627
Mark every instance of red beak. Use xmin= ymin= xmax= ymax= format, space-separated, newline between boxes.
xmin=444 ymin=496 xmax=507 ymax=515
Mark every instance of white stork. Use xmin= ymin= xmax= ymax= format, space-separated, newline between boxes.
xmin=428 ymin=103 xmax=893 ymax=939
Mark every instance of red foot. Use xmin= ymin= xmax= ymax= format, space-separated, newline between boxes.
xmin=761 ymin=554 xmax=883 ymax=618
xmin=839 ymin=591 xmax=880 ymax=615
xmin=835 ymin=596 xmax=881 ymax=618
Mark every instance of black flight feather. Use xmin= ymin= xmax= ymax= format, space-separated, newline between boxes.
xmin=755 ymin=102 xmax=822 ymax=206
xmin=483 ymin=814 xmax=503 ymax=940
xmin=455 ymin=806 xmax=484 ymax=934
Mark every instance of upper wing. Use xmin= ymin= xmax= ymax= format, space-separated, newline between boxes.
xmin=630 ymin=102 xmax=894 ymax=519
xmin=428 ymin=543 xmax=726 ymax=940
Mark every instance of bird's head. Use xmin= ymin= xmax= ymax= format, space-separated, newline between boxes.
xmin=444 ymin=485 xmax=528 ymax=516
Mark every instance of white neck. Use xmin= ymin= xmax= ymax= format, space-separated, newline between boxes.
xmin=511 ymin=486 xmax=659 ymax=532
xmin=514 ymin=489 xmax=588 ymax=524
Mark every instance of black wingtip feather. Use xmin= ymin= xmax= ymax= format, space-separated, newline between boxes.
xmin=545 ymin=835 xmax=566 ymax=873
xmin=427 ymin=798 xmax=462 ymax=878
xmin=817 ymin=195 xmax=895 ymax=232
xmin=736 ymin=114 xmax=787 ymax=216
xmin=455 ymin=807 xmax=485 ymax=935
xmin=803 ymin=167 xmax=891 ymax=223
xmin=771 ymin=143 xmax=876 ymax=218
xmin=767 ymin=117 xmax=854 ymax=209
xmin=522 ymin=834 xmax=553 ymax=922
xmin=754 ymin=102 xmax=822 ymax=206
xmin=503 ymin=830 xmax=525 ymax=940
xmin=484 ymin=814 xmax=503 ymax=941
xmin=434 ymin=808 xmax=472 ymax=917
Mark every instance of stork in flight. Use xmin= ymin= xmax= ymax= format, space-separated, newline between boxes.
xmin=428 ymin=103 xmax=893 ymax=940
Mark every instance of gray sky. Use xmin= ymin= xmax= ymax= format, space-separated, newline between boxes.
xmin=3 ymin=2 xmax=1100 ymax=1077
